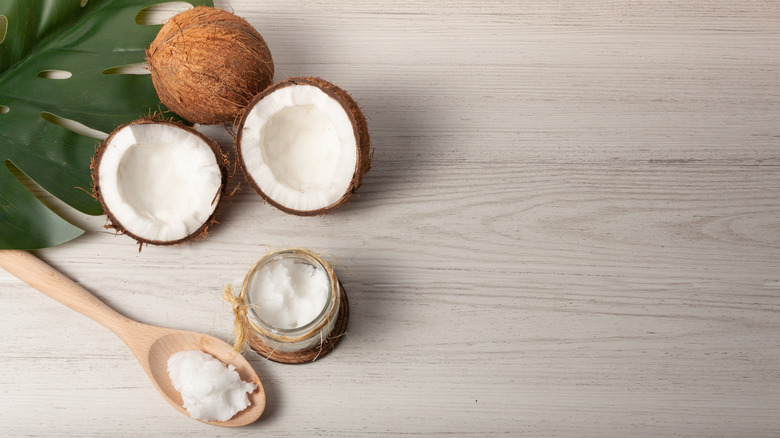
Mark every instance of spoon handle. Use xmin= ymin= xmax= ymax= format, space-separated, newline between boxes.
xmin=0 ymin=250 xmax=132 ymax=334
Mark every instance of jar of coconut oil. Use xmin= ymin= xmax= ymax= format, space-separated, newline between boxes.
xmin=231 ymin=249 xmax=348 ymax=364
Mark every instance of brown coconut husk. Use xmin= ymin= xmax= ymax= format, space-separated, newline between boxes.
xmin=236 ymin=77 xmax=372 ymax=216
xmin=92 ymin=118 xmax=227 ymax=247
xmin=147 ymin=7 xmax=274 ymax=125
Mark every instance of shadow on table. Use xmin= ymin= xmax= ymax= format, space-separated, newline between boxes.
xmin=243 ymin=352 xmax=282 ymax=426
xmin=339 ymin=90 xmax=447 ymax=216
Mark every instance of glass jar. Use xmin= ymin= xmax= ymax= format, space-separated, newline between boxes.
xmin=239 ymin=249 xmax=348 ymax=364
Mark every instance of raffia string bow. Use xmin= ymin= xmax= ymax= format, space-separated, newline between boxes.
xmin=222 ymin=284 xmax=249 ymax=352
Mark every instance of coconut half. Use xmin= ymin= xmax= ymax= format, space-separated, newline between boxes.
xmin=93 ymin=120 xmax=226 ymax=245
xmin=237 ymin=77 xmax=371 ymax=215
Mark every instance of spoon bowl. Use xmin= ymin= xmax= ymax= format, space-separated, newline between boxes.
xmin=144 ymin=330 xmax=265 ymax=427
xmin=0 ymin=250 xmax=265 ymax=427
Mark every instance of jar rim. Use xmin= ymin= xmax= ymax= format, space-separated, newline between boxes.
xmin=241 ymin=249 xmax=338 ymax=338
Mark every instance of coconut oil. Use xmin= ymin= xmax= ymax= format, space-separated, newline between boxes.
xmin=238 ymin=249 xmax=347 ymax=363
xmin=246 ymin=255 xmax=329 ymax=329
xmin=167 ymin=350 xmax=256 ymax=422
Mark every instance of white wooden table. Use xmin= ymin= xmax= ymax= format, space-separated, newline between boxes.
xmin=2 ymin=1 xmax=779 ymax=436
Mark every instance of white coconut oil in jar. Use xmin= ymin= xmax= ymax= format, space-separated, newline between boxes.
xmin=237 ymin=249 xmax=348 ymax=363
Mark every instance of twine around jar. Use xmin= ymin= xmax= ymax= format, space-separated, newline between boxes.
xmin=222 ymin=284 xmax=249 ymax=352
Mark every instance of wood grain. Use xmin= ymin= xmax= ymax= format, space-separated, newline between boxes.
xmin=1 ymin=0 xmax=779 ymax=436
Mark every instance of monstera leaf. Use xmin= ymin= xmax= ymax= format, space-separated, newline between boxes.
xmin=0 ymin=0 xmax=212 ymax=249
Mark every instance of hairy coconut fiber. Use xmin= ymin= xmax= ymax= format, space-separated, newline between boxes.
xmin=147 ymin=7 xmax=274 ymax=125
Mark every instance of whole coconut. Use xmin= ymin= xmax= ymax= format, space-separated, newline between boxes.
xmin=147 ymin=7 xmax=274 ymax=125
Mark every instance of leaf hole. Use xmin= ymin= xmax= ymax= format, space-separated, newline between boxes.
xmin=5 ymin=160 xmax=60 ymax=215
xmin=0 ymin=15 xmax=7 ymax=45
xmin=40 ymin=112 xmax=108 ymax=140
xmin=135 ymin=2 xmax=194 ymax=25
xmin=37 ymin=70 xmax=73 ymax=80
xmin=81 ymin=0 xmax=89 ymax=7
xmin=102 ymin=62 xmax=150 ymax=75
xmin=0 ymin=105 xmax=8 ymax=114
xmin=5 ymin=160 xmax=99 ymax=233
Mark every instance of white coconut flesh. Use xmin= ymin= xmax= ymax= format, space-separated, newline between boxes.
xmin=240 ymin=84 xmax=358 ymax=212
xmin=97 ymin=123 xmax=222 ymax=243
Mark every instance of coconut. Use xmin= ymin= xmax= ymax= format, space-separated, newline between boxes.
xmin=146 ymin=7 xmax=274 ymax=125
xmin=236 ymin=77 xmax=371 ymax=216
xmin=92 ymin=119 xmax=226 ymax=246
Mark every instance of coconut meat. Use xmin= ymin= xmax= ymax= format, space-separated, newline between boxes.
xmin=240 ymin=84 xmax=358 ymax=212
xmin=98 ymin=123 xmax=222 ymax=242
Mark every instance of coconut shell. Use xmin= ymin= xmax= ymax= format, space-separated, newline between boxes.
xmin=146 ymin=7 xmax=274 ymax=125
xmin=237 ymin=77 xmax=372 ymax=216
xmin=92 ymin=119 xmax=227 ymax=247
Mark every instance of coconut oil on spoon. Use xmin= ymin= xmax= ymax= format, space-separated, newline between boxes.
xmin=0 ymin=250 xmax=265 ymax=427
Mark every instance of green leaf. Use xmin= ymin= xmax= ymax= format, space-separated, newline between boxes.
xmin=0 ymin=0 xmax=212 ymax=250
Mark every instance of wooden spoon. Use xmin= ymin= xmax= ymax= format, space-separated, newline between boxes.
xmin=0 ymin=250 xmax=265 ymax=427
